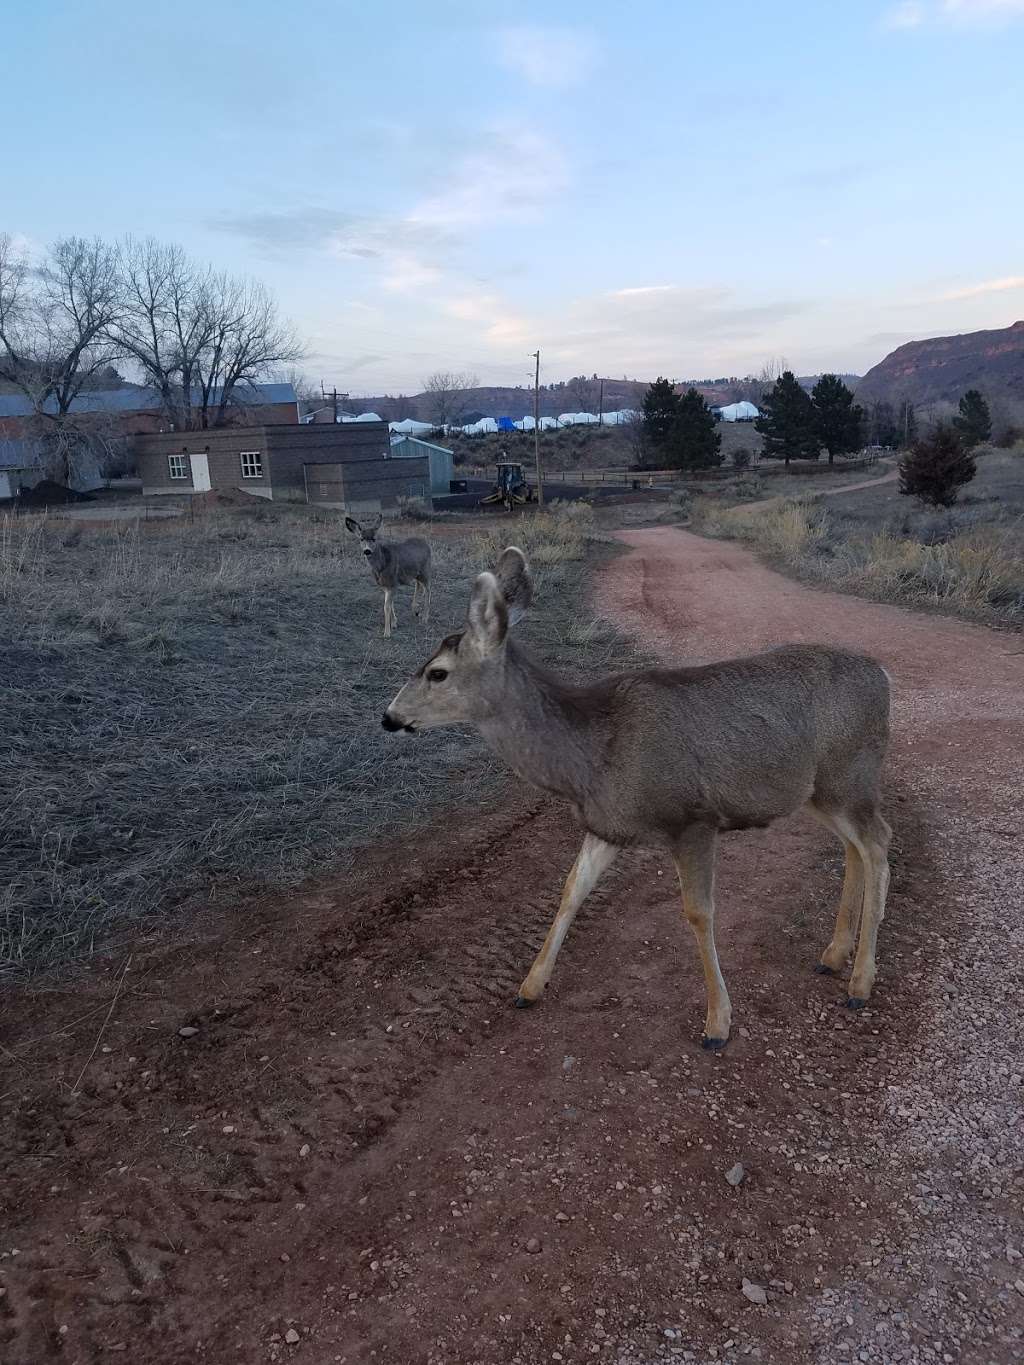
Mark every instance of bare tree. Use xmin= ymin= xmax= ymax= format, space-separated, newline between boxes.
xmin=422 ymin=370 xmax=479 ymax=427
xmin=113 ymin=237 xmax=301 ymax=430
xmin=193 ymin=273 xmax=302 ymax=429
xmin=565 ymin=374 xmax=598 ymax=412
xmin=0 ymin=234 xmax=124 ymax=482
xmin=732 ymin=356 xmax=791 ymax=406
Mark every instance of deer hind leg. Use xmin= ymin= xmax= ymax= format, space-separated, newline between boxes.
xmin=419 ymin=574 xmax=430 ymax=621
xmin=806 ymin=802 xmax=864 ymax=975
xmin=672 ymin=825 xmax=731 ymax=1050
xmin=515 ymin=833 xmax=618 ymax=1008
xmin=847 ymin=813 xmax=891 ymax=1007
xmin=808 ymin=802 xmax=890 ymax=1007
xmin=410 ymin=579 xmax=420 ymax=616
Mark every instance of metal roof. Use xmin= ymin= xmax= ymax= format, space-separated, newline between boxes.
xmin=0 ymin=382 xmax=297 ymax=419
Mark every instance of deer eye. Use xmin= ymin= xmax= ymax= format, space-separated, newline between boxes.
xmin=426 ymin=667 xmax=448 ymax=683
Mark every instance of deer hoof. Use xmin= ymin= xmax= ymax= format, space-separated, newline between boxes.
xmin=845 ymin=996 xmax=868 ymax=1010
xmin=814 ymin=963 xmax=835 ymax=976
xmin=701 ymin=1035 xmax=727 ymax=1052
xmin=513 ymin=994 xmax=535 ymax=1009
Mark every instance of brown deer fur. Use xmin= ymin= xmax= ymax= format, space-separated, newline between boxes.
xmin=382 ymin=546 xmax=891 ymax=1049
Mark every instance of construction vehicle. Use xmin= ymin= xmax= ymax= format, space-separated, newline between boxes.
xmin=478 ymin=461 xmax=536 ymax=512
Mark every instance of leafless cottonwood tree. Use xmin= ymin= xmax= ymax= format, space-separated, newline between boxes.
xmin=565 ymin=374 xmax=599 ymax=412
xmin=732 ymin=356 xmax=791 ymax=406
xmin=0 ymin=234 xmax=123 ymax=482
xmin=114 ymin=238 xmax=301 ymax=431
xmin=422 ymin=370 xmax=479 ymax=427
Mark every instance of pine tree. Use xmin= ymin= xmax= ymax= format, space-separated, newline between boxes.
xmin=755 ymin=371 xmax=818 ymax=467
xmin=640 ymin=377 xmax=679 ymax=464
xmin=953 ymin=389 xmax=992 ymax=449
xmin=811 ymin=374 xmax=864 ymax=464
xmin=672 ymin=387 xmax=723 ymax=470
xmin=898 ymin=422 xmax=977 ymax=507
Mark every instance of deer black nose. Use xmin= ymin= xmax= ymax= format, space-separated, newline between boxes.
xmin=381 ymin=711 xmax=404 ymax=732
xmin=363 ymin=548 xmax=372 ymax=556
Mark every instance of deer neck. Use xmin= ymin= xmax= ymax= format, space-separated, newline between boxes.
xmin=475 ymin=642 xmax=598 ymax=802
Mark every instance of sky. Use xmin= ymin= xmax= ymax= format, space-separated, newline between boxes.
xmin=5 ymin=0 xmax=1024 ymax=395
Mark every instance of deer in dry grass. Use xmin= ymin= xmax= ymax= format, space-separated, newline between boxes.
xmin=346 ymin=512 xmax=431 ymax=638
xmin=382 ymin=547 xmax=892 ymax=1050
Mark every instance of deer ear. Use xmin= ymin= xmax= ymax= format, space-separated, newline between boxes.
xmin=495 ymin=546 xmax=533 ymax=626
xmin=344 ymin=517 xmax=360 ymax=535
xmin=372 ymin=511 xmax=383 ymax=531
xmin=466 ymin=571 xmax=508 ymax=655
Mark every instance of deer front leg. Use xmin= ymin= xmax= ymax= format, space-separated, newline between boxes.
xmin=383 ymin=588 xmax=395 ymax=638
xmin=515 ymin=833 xmax=618 ymax=1008
xmin=672 ymin=825 xmax=731 ymax=1050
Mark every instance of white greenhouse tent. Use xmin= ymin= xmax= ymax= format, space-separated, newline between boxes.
xmin=513 ymin=415 xmax=561 ymax=431
xmin=461 ymin=417 xmax=500 ymax=435
xmin=557 ymin=411 xmax=601 ymax=426
xmin=340 ymin=411 xmax=383 ymax=423
xmin=389 ymin=418 xmax=436 ymax=436
xmin=717 ymin=401 xmax=759 ymax=422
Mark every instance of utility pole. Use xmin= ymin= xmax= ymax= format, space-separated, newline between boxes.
xmin=331 ymin=387 xmax=338 ymax=425
xmin=531 ymin=350 xmax=544 ymax=507
xmin=598 ymin=377 xmax=604 ymax=426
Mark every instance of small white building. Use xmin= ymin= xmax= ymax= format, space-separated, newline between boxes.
xmin=389 ymin=434 xmax=455 ymax=496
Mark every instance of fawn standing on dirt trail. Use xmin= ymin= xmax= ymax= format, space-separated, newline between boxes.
xmin=381 ymin=546 xmax=892 ymax=1050
xmin=345 ymin=512 xmax=431 ymax=639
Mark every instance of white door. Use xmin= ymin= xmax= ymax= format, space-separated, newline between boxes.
xmin=189 ymin=452 xmax=211 ymax=492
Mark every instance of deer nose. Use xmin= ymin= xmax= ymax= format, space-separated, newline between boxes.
xmin=381 ymin=711 xmax=404 ymax=732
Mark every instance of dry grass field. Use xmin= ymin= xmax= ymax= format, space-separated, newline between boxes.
xmin=0 ymin=500 xmax=621 ymax=978
xmin=695 ymin=447 xmax=1024 ymax=627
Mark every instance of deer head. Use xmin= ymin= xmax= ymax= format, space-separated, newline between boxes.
xmin=382 ymin=546 xmax=533 ymax=733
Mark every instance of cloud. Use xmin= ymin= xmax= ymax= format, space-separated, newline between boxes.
xmin=882 ymin=0 xmax=1024 ymax=26
xmin=611 ymin=285 xmax=677 ymax=298
xmin=409 ymin=126 xmax=568 ymax=230
xmin=937 ymin=275 xmax=1024 ymax=300
xmin=496 ymin=25 xmax=599 ymax=89
xmin=942 ymin=0 xmax=1024 ymax=19
xmin=882 ymin=1 xmax=927 ymax=27
xmin=210 ymin=207 xmax=453 ymax=259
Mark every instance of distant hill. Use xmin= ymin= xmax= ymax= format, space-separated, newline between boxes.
xmin=353 ymin=373 xmax=861 ymax=423
xmin=856 ymin=321 xmax=1024 ymax=426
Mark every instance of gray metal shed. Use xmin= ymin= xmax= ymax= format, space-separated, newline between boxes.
xmin=389 ymin=435 xmax=454 ymax=496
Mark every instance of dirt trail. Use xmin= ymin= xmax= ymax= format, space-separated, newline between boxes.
xmin=2 ymin=527 xmax=1022 ymax=1365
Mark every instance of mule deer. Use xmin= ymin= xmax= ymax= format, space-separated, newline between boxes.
xmin=382 ymin=546 xmax=892 ymax=1050
xmin=345 ymin=512 xmax=431 ymax=638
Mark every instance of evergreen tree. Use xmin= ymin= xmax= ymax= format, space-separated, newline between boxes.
xmin=755 ymin=371 xmax=818 ymax=467
xmin=811 ymin=374 xmax=864 ymax=464
xmin=639 ymin=377 xmax=679 ymax=464
xmin=953 ymin=389 xmax=992 ymax=449
xmin=898 ymin=422 xmax=977 ymax=507
xmin=672 ymin=387 xmax=723 ymax=470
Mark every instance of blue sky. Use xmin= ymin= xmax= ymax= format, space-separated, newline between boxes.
xmin=6 ymin=0 xmax=1024 ymax=393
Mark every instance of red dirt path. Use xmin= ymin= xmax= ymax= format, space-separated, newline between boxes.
xmin=2 ymin=527 xmax=1022 ymax=1365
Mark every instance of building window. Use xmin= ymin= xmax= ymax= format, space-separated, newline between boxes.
xmin=168 ymin=454 xmax=189 ymax=480
xmin=240 ymin=451 xmax=263 ymax=479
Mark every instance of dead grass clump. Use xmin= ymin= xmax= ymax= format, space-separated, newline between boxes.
xmin=697 ymin=493 xmax=1024 ymax=625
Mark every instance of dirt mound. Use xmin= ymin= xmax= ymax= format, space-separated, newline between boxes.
xmin=17 ymin=479 xmax=94 ymax=506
